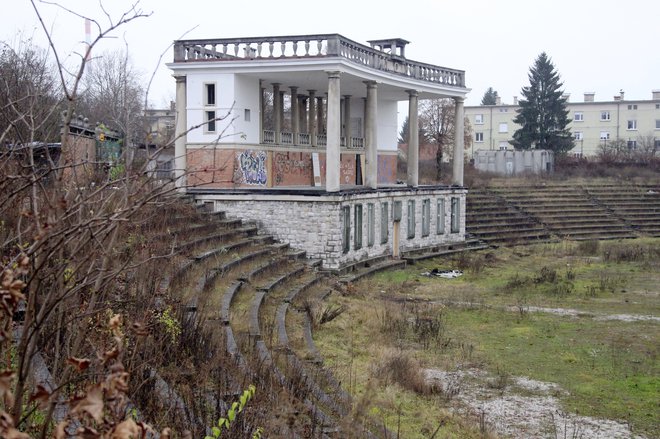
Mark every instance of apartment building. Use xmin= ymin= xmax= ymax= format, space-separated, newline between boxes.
xmin=465 ymin=90 xmax=660 ymax=157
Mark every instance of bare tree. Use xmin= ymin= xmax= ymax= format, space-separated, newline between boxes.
xmin=419 ymin=98 xmax=471 ymax=180
xmin=78 ymin=48 xmax=145 ymax=167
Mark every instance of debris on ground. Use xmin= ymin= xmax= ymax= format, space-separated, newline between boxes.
xmin=421 ymin=268 xmax=463 ymax=279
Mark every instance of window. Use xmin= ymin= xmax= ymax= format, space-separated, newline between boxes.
xmin=655 ymin=120 xmax=660 ymax=129
xmin=475 ymin=132 xmax=484 ymax=142
xmin=380 ymin=202 xmax=389 ymax=244
xmin=600 ymin=111 xmax=610 ymax=121
xmin=341 ymin=206 xmax=350 ymax=254
xmin=600 ymin=131 xmax=610 ymax=140
xmin=499 ymin=123 xmax=508 ymax=133
xmin=407 ymin=200 xmax=415 ymax=239
xmin=499 ymin=142 xmax=509 ymax=151
xmin=244 ymin=109 xmax=251 ymax=122
xmin=627 ymin=120 xmax=637 ymax=130
xmin=436 ymin=199 xmax=445 ymax=234
xmin=204 ymin=83 xmax=216 ymax=106
xmin=627 ymin=140 xmax=637 ymax=149
xmin=657 ymin=104 xmax=660 ymax=109
xmin=450 ymin=197 xmax=460 ymax=233
xmin=574 ymin=131 xmax=583 ymax=141
xmin=475 ymin=114 xmax=484 ymax=124
xmin=499 ymin=108 xmax=508 ymax=113
xmin=205 ymin=111 xmax=216 ymax=133
xmin=366 ymin=203 xmax=375 ymax=247
xmin=574 ymin=112 xmax=584 ymax=121
xmin=655 ymin=139 xmax=660 ymax=149
xmin=354 ymin=204 xmax=363 ymax=250
xmin=627 ymin=104 xmax=637 ymax=110
xmin=421 ymin=199 xmax=430 ymax=237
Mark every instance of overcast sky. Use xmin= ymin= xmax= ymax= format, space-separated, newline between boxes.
xmin=2 ymin=0 xmax=659 ymax=109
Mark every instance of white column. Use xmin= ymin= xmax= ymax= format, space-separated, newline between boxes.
xmin=317 ymin=96 xmax=324 ymax=134
xmin=308 ymin=90 xmax=317 ymax=146
xmin=326 ymin=72 xmax=341 ymax=192
xmin=290 ymin=86 xmax=299 ymax=144
xmin=300 ymin=97 xmax=307 ymax=134
xmin=174 ymin=75 xmax=187 ymax=191
xmin=259 ymin=83 xmax=265 ymax=144
xmin=273 ymin=83 xmax=281 ymax=144
xmin=406 ymin=90 xmax=419 ymax=187
xmin=364 ymin=81 xmax=378 ymax=189
xmin=343 ymin=95 xmax=352 ymax=147
xmin=453 ymin=96 xmax=465 ymax=186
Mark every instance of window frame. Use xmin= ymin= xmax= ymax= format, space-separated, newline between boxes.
xmin=421 ymin=199 xmax=430 ymax=237
xmin=204 ymin=110 xmax=217 ymax=133
xmin=204 ymin=82 xmax=216 ymax=106
xmin=600 ymin=131 xmax=610 ymax=140
xmin=498 ymin=122 xmax=508 ymax=133
xmin=600 ymin=110 xmax=611 ymax=121
xmin=627 ymin=120 xmax=637 ymax=130
xmin=380 ymin=202 xmax=389 ymax=244
xmin=366 ymin=203 xmax=375 ymax=247
xmin=406 ymin=200 xmax=415 ymax=239
xmin=573 ymin=131 xmax=583 ymax=141
xmin=450 ymin=197 xmax=460 ymax=234
xmin=436 ymin=199 xmax=445 ymax=234
xmin=475 ymin=132 xmax=484 ymax=143
xmin=341 ymin=206 xmax=350 ymax=254
xmin=475 ymin=114 xmax=484 ymax=124
xmin=354 ymin=204 xmax=363 ymax=250
xmin=574 ymin=112 xmax=584 ymax=121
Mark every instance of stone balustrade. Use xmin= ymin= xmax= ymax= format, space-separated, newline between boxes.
xmin=260 ymin=130 xmax=364 ymax=149
xmin=173 ymin=34 xmax=465 ymax=88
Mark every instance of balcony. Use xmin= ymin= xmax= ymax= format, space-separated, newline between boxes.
xmin=173 ymin=34 xmax=465 ymax=88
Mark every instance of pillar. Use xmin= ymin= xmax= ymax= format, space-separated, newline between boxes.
xmin=406 ymin=90 xmax=419 ymax=187
xmin=290 ymin=86 xmax=299 ymax=144
xmin=279 ymin=90 xmax=286 ymax=133
xmin=453 ymin=97 xmax=465 ymax=186
xmin=317 ymin=96 xmax=324 ymax=134
xmin=273 ymin=83 xmax=281 ymax=144
xmin=259 ymin=82 xmax=265 ymax=143
xmin=364 ymin=81 xmax=378 ymax=189
xmin=299 ymin=97 xmax=307 ymax=135
xmin=308 ymin=90 xmax=316 ymax=146
xmin=174 ymin=75 xmax=187 ymax=190
xmin=326 ymin=72 xmax=341 ymax=192
xmin=344 ymin=95 xmax=352 ymax=147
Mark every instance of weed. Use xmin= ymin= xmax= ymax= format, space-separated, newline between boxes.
xmin=576 ymin=240 xmax=599 ymax=256
xmin=374 ymin=351 xmax=440 ymax=396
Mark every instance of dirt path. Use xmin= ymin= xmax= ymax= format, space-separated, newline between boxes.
xmin=425 ymin=368 xmax=646 ymax=439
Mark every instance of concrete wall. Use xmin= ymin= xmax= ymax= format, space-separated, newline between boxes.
xmin=474 ymin=150 xmax=554 ymax=175
xmin=377 ymin=100 xmax=398 ymax=152
xmin=198 ymin=187 xmax=466 ymax=269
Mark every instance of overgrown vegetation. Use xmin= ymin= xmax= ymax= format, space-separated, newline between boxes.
xmin=315 ymin=239 xmax=659 ymax=438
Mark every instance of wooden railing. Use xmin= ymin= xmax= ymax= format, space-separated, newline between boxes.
xmin=174 ymin=34 xmax=465 ymax=88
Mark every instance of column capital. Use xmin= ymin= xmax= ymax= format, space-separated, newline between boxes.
xmin=453 ymin=96 xmax=465 ymax=103
xmin=343 ymin=94 xmax=352 ymax=99
xmin=271 ymin=82 xmax=282 ymax=87
xmin=405 ymin=89 xmax=419 ymax=97
xmin=289 ymin=86 xmax=299 ymax=93
xmin=173 ymin=75 xmax=186 ymax=83
xmin=307 ymin=89 xmax=316 ymax=96
xmin=326 ymin=71 xmax=341 ymax=79
xmin=363 ymin=80 xmax=377 ymax=88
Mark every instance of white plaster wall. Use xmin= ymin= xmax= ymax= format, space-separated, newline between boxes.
xmin=377 ymin=100 xmax=398 ymax=152
xmin=232 ymin=75 xmax=260 ymax=144
xmin=186 ymin=73 xmax=236 ymax=143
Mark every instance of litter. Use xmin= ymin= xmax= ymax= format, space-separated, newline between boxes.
xmin=421 ymin=268 xmax=463 ymax=279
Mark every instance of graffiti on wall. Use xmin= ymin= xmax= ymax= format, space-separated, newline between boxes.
xmin=273 ymin=152 xmax=312 ymax=185
xmin=237 ymin=150 xmax=267 ymax=185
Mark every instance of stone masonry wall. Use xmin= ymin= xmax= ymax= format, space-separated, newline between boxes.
xmin=198 ymin=187 xmax=466 ymax=270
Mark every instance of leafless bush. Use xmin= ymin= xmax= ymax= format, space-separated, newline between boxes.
xmin=374 ymin=351 xmax=440 ymax=396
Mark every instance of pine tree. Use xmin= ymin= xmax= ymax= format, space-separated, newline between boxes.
xmin=481 ymin=87 xmax=499 ymax=105
xmin=511 ymin=52 xmax=573 ymax=154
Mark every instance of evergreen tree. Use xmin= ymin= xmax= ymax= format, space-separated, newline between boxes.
xmin=511 ymin=52 xmax=573 ymax=154
xmin=481 ymin=87 xmax=499 ymax=105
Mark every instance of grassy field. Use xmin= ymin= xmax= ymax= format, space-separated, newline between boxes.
xmin=313 ymin=238 xmax=659 ymax=438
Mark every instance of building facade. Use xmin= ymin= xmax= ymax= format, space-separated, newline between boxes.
xmin=167 ymin=34 xmax=469 ymax=269
xmin=465 ymin=90 xmax=660 ymax=157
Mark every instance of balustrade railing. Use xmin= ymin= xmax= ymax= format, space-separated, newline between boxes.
xmin=174 ymin=34 xmax=465 ymax=88
xmin=263 ymin=130 xmax=275 ymax=144
xmin=260 ymin=131 xmax=364 ymax=149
